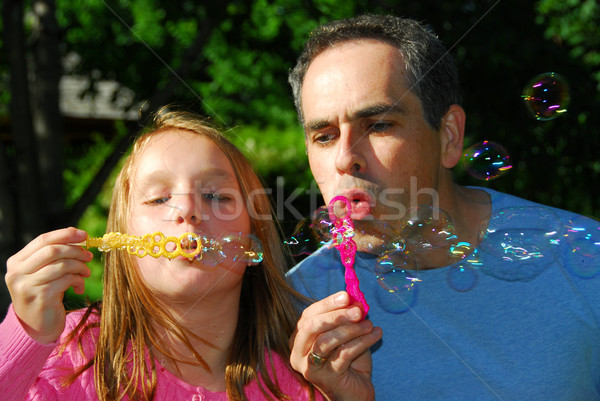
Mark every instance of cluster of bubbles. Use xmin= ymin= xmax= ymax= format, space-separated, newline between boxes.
xmin=285 ymin=204 xmax=600 ymax=303
xmin=459 ymin=72 xmax=570 ymax=182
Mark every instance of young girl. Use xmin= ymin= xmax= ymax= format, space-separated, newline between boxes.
xmin=0 ymin=109 xmax=324 ymax=400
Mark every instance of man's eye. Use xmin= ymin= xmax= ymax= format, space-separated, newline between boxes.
xmin=368 ymin=121 xmax=393 ymax=132
xmin=313 ymin=133 xmax=336 ymax=144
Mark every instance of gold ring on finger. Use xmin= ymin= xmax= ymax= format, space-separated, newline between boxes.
xmin=308 ymin=351 xmax=327 ymax=367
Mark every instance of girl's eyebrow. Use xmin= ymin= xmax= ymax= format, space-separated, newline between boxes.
xmin=135 ymin=168 xmax=235 ymax=189
xmin=200 ymin=168 xmax=234 ymax=179
xmin=135 ymin=171 xmax=172 ymax=190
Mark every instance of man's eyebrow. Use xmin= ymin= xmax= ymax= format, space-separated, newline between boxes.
xmin=304 ymin=103 xmax=406 ymax=132
xmin=352 ymin=103 xmax=406 ymax=120
xmin=304 ymin=120 xmax=330 ymax=132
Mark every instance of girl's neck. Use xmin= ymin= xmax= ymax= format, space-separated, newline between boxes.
xmin=154 ymin=286 xmax=242 ymax=389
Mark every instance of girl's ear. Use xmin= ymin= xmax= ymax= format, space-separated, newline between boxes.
xmin=440 ymin=104 xmax=466 ymax=169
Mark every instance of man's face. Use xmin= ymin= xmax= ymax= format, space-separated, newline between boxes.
xmin=301 ymin=39 xmax=447 ymax=223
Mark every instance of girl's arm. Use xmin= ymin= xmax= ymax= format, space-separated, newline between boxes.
xmin=1 ymin=227 xmax=93 ymax=400
xmin=0 ymin=305 xmax=59 ymax=401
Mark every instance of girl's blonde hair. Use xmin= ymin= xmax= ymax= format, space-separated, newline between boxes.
xmin=68 ymin=108 xmax=312 ymax=401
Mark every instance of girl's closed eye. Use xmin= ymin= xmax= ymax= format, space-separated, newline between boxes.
xmin=202 ymin=192 xmax=232 ymax=201
xmin=146 ymin=195 xmax=172 ymax=205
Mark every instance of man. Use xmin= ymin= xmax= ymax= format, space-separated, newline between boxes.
xmin=287 ymin=14 xmax=600 ymax=400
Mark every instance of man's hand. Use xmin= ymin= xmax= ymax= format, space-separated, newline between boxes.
xmin=290 ymin=291 xmax=383 ymax=401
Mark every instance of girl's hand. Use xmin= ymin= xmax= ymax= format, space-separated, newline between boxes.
xmin=290 ymin=291 xmax=382 ymax=401
xmin=5 ymin=227 xmax=93 ymax=344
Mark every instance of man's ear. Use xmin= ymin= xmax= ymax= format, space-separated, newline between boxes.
xmin=440 ymin=104 xmax=466 ymax=169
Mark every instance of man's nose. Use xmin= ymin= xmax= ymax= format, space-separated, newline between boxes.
xmin=334 ymin=126 xmax=367 ymax=174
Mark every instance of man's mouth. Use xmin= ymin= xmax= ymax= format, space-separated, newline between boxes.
xmin=340 ymin=189 xmax=374 ymax=220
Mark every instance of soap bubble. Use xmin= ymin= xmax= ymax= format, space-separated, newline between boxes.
xmin=446 ymin=262 xmax=479 ymax=292
xmin=310 ymin=205 xmax=336 ymax=243
xmin=522 ymin=72 xmax=569 ymax=121
xmin=284 ymin=206 xmax=338 ymax=257
xmin=352 ymin=220 xmax=405 ymax=256
xmin=373 ymin=276 xmax=418 ymax=314
xmin=462 ymin=141 xmax=512 ymax=181
xmin=197 ymin=232 xmax=263 ymax=266
xmin=284 ymin=219 xmax=322 ymax=257
xmin=195 ymin=236 xmax=225 ymax=267
xmin=402 ymin=206 xmax=457 ymax=248
xmin=374 ymin=249 xmax=419 ymax=293
xmin=477 ymin=206 xmax=562 ymax=281
xmin=221 ymin=233 xmax=263 ymax=265
xmin=562 ymin=217 xmax=600 ymax=278
xmin=399 ymin=205 xmax=473 ymax=268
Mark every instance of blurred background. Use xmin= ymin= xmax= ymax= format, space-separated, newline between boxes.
xmin=1 ymin=0 xmax=599 ymax=315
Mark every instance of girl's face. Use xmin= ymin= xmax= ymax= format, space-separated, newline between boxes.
xmin=127 ymin=130 xmax=252 ymax=301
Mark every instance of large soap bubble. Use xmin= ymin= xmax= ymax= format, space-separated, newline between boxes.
xmin=522 ymin=72 xmax=570 ymax=121
xmin=477 ymin=206 xmax=562 ymax=281
xmin=562 ymin=216 xmax=600 ymax=279
xmin=462 ymin=140 xmax=512 ymax=181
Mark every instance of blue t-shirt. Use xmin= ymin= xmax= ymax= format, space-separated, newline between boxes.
xmin=287 ymin=188 xmax=600 ymax=400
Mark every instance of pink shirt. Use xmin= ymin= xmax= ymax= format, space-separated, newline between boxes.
xmin=0 ymin=306 xmax=321 ymax=400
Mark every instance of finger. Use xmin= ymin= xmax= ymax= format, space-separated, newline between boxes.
xmin=291 ymin=292 xmax=349 ymax=356
xmin=11 ymin=227 xmax=88 ymax=264
xmin=10 ymin=261 xmax=91 ymax=304
xmin=11 ymin=243 xmax=93 ymax=276
xmin=70 ymin=274 xmax=87 ymax=295
xmin=32 ymin=273 xmax=88 ymax=302
xmin=31 ymin=259 xmax=92 ymax=284
xmin=303 ymin=291 xmax=353 ymax=316
xmin=311 ymin=318 xmax=376 ymax=358
xmin=327 ymin=326 xmax=383 ymax=372
xmin=294 ymin=302 xmax=364 ymax=357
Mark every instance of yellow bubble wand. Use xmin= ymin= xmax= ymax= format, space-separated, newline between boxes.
xmin=72 ymin=232 xmax=202 ymax=259
xmin=73 ymin=231 xmax=263 ymax=264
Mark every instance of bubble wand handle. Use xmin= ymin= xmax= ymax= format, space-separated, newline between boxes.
xmin=328 ymin=195 xmax=370 ymax=317
xmin=72 ymin=232 xmax=203 ymax=260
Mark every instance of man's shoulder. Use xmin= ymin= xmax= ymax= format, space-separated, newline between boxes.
xmin=480 ymin=186 xmax=596 ymax=223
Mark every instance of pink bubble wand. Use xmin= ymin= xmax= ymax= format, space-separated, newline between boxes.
xmin=328 ymin=195 xmax=369 ymax=317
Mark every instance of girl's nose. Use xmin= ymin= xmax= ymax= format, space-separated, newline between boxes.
xmin=174 ymin=193 xmax=202 ymax=225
